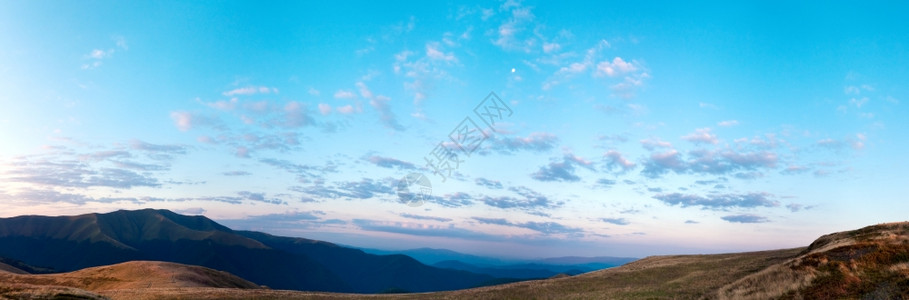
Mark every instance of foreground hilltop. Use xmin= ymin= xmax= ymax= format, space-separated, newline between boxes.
xmin=2 ymin=218 xmax=908 ymax=299
xmin=430 ymin=222 xmax=909 ymax=299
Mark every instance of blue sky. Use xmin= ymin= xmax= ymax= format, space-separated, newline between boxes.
xmin=1 ymin=1 xmax=907 ymax=258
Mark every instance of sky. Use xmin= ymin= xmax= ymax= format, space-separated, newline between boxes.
xmin=1 ymin=1 xmax=908 ymax=259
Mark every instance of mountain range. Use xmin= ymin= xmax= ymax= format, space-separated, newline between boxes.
xmin=2 ymin=218 xmax=907 ymax=299
xmin=0 ymin=209 xmax=513 ymax=293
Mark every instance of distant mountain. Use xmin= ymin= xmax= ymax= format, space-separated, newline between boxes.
xmin=360 ymin=247 xmax=638 ymax=278
xmin=432 ymin=260 xmax=582 ymax=279
xmin=359 ymin=247 xmax=510 ymax=266
xmin=0 ymin=209 xmax=497 ymax=293
xmin=0 ymin=256 xmax=55 ymax=274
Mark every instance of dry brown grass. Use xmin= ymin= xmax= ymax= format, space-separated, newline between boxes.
xmin=1 ymin=261 xmax=261 ymax=299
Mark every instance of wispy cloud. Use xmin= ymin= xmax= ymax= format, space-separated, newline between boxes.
xmin=222 ymin=86 xmax=278 ymax=96
xmin=400 ymin=213 xmax=452 ymax=222
xmin=653 ymin=192 xmax=779 ymax=210
xmin=364 ymin=155 xmax=416 ymax=170
xmin=473 ymin=217 xmax=583 ymax=235
xmin=531 ymin=153 xmax=594 ymax=182
xmin=601 ymin=217 xmax=630 ymax=225
xmin=721 ymin=214 xmax=769 ymax=223
xmin=681 ymin=128 xmax=719 ymax=145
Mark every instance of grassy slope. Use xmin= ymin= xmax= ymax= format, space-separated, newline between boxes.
xmin=0 ymin=261 xmax=261 ymax=299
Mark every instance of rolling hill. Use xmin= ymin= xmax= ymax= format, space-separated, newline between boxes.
xmin=0 ymin=209 xmax=498 ymax=293
xmin=4 ymin=221 xmax=906 ymax=299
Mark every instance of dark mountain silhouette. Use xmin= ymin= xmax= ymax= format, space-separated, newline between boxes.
xmin=0 ymin=209 xmax=496 ymax=293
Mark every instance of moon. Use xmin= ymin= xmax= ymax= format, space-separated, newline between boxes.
xmin=511 ymin=68 xmax=516 ymax=73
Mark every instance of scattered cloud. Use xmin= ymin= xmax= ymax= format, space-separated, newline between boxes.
xmin=400 ymin=213 xmax=452 ymax=222
xmin=222 ymin=86 xmax=278 ymax=96
xmin=481 ymin=186 xmax=561 ymax=211
xmin=601 ymin=218 xmax=630 ymax=225
xmin=365 ymin=155 xmax=416 ymax=170
xmin=357 ymin=82 xmax=404 ymax=131
xmin=603 ymin=150 xmax=636 ymax=173
xmin=532 ymin=153 xmax=594 ymax=182
xmin=681 ymin=128 xmax=719 ymax=145
xmin=484 ymin=132 xmax=558 ymax=155
xmin=721 ymin=214 xmax=769 ymax=223
xmin=223 ymin=171 xmax=251 ymax=176
xmin=642 ymin=146 xmax=778 ymax=178
xmin=334 ymin=90 xmax=356 ymax=99
xmin=475 ymin=177 xmax=504 ymax=189
xmin=653 ymin=192 xmax=779 ymax=210
xmin=595 ymin=57 xmax=637 ymax=77
xmin=473 ymin=217 xmax=583 ymax=235
xmin=718 ymin=120 xmax=739 ymax=127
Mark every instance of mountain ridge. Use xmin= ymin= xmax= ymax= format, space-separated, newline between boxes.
xmin=1 ymin=220 xmax=907 ymax=299
xmin=0 ymin=209 xmax=500 ymax=293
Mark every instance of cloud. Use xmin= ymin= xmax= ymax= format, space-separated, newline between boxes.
xmin=816 ymin=134 xmax=866 ymax=151
xmin=5 ymin=157 xmax=162 ymax=189
xmin=222 ymin=86 xmax=278 ymax=96
xmin=641 ymin=150 xmax=685 ymax=178
xmin=531 ymin=153 xmax=594 ymax=182
xmin=601 ymin=218 xmax=630 ymax=225
xmin=484 ymin=132 xmax=558 ymax=154
xmin=400 ymin=213 xmax=452 ymax=222
xmin=480 ymin=186 xmax=561 ymax=211
xmin=218 ymin=211 xmax=343 ymax=231
xmin=596 ymin=178 xmax=616 ymax=188
xmin=130 ymin=140 xmax=187 ymax=156
xmin=223 ymin=171 xmax=251 ymax=176
xmin=653 ymin=192 xmax=779 ymax=210
xmin=318 ymin=103 xmax=332 ymax=115
xmin=259 ymin=158 xmax=335 ymax=180
xmin=357 ymin=82 xmax=403 ymax=131
xmin=365 ymin=155 xmax=416 ymax=170
xmin=542 ymin=42 xmax=561 ymax=53
xmin=681 ymin=128 xmax=718 ymax=145
xmin=642 ymin=146 xmax=778 ymax=178
xmin=0 ymin=188 xmax=96 ymax=205
xmin=431 ymin=192 xmax=475 ymax=208
xmin=640 ymin=138 xmax=673 ymax=150
xmin=334 ymin=90 xmax=356 ymax=99
xmin=491 ymin=2 xmax=536 ymax=52
xmin=353 ymin=219 xmax=500 ymax=241
xmin=786 ymin=203 xmax=815 ymax=212
xmin=603 ymin=150 xmax=636 ymax=173
xmin=595 ymin=57 xmax=637 ymax=77
xmin=472 ymin=217 xmax=583 ymax=235
xmin=721 ymin=214 xmax=769 ymax=223
xmin=334 ymin=178 xmax=396 ymax=199
xmin=281 ymin=101 xmax=313 ymax=128
xmin=474 ymin=177 xmax=504 ymax=189
xmin=425 ymin=42 xmax=457 ymax=62
xmin=170 ymin=111 xmax=195 ymax=131
xmin=237 ymin=191 xmax=284 ymax=204
xmin=337 ymin=105 xmax=355 ymax=114
xmin=718 ymin=120 xmax=739 ymax=127
xmin=685 ymin=220 xmax=699 ymax=224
